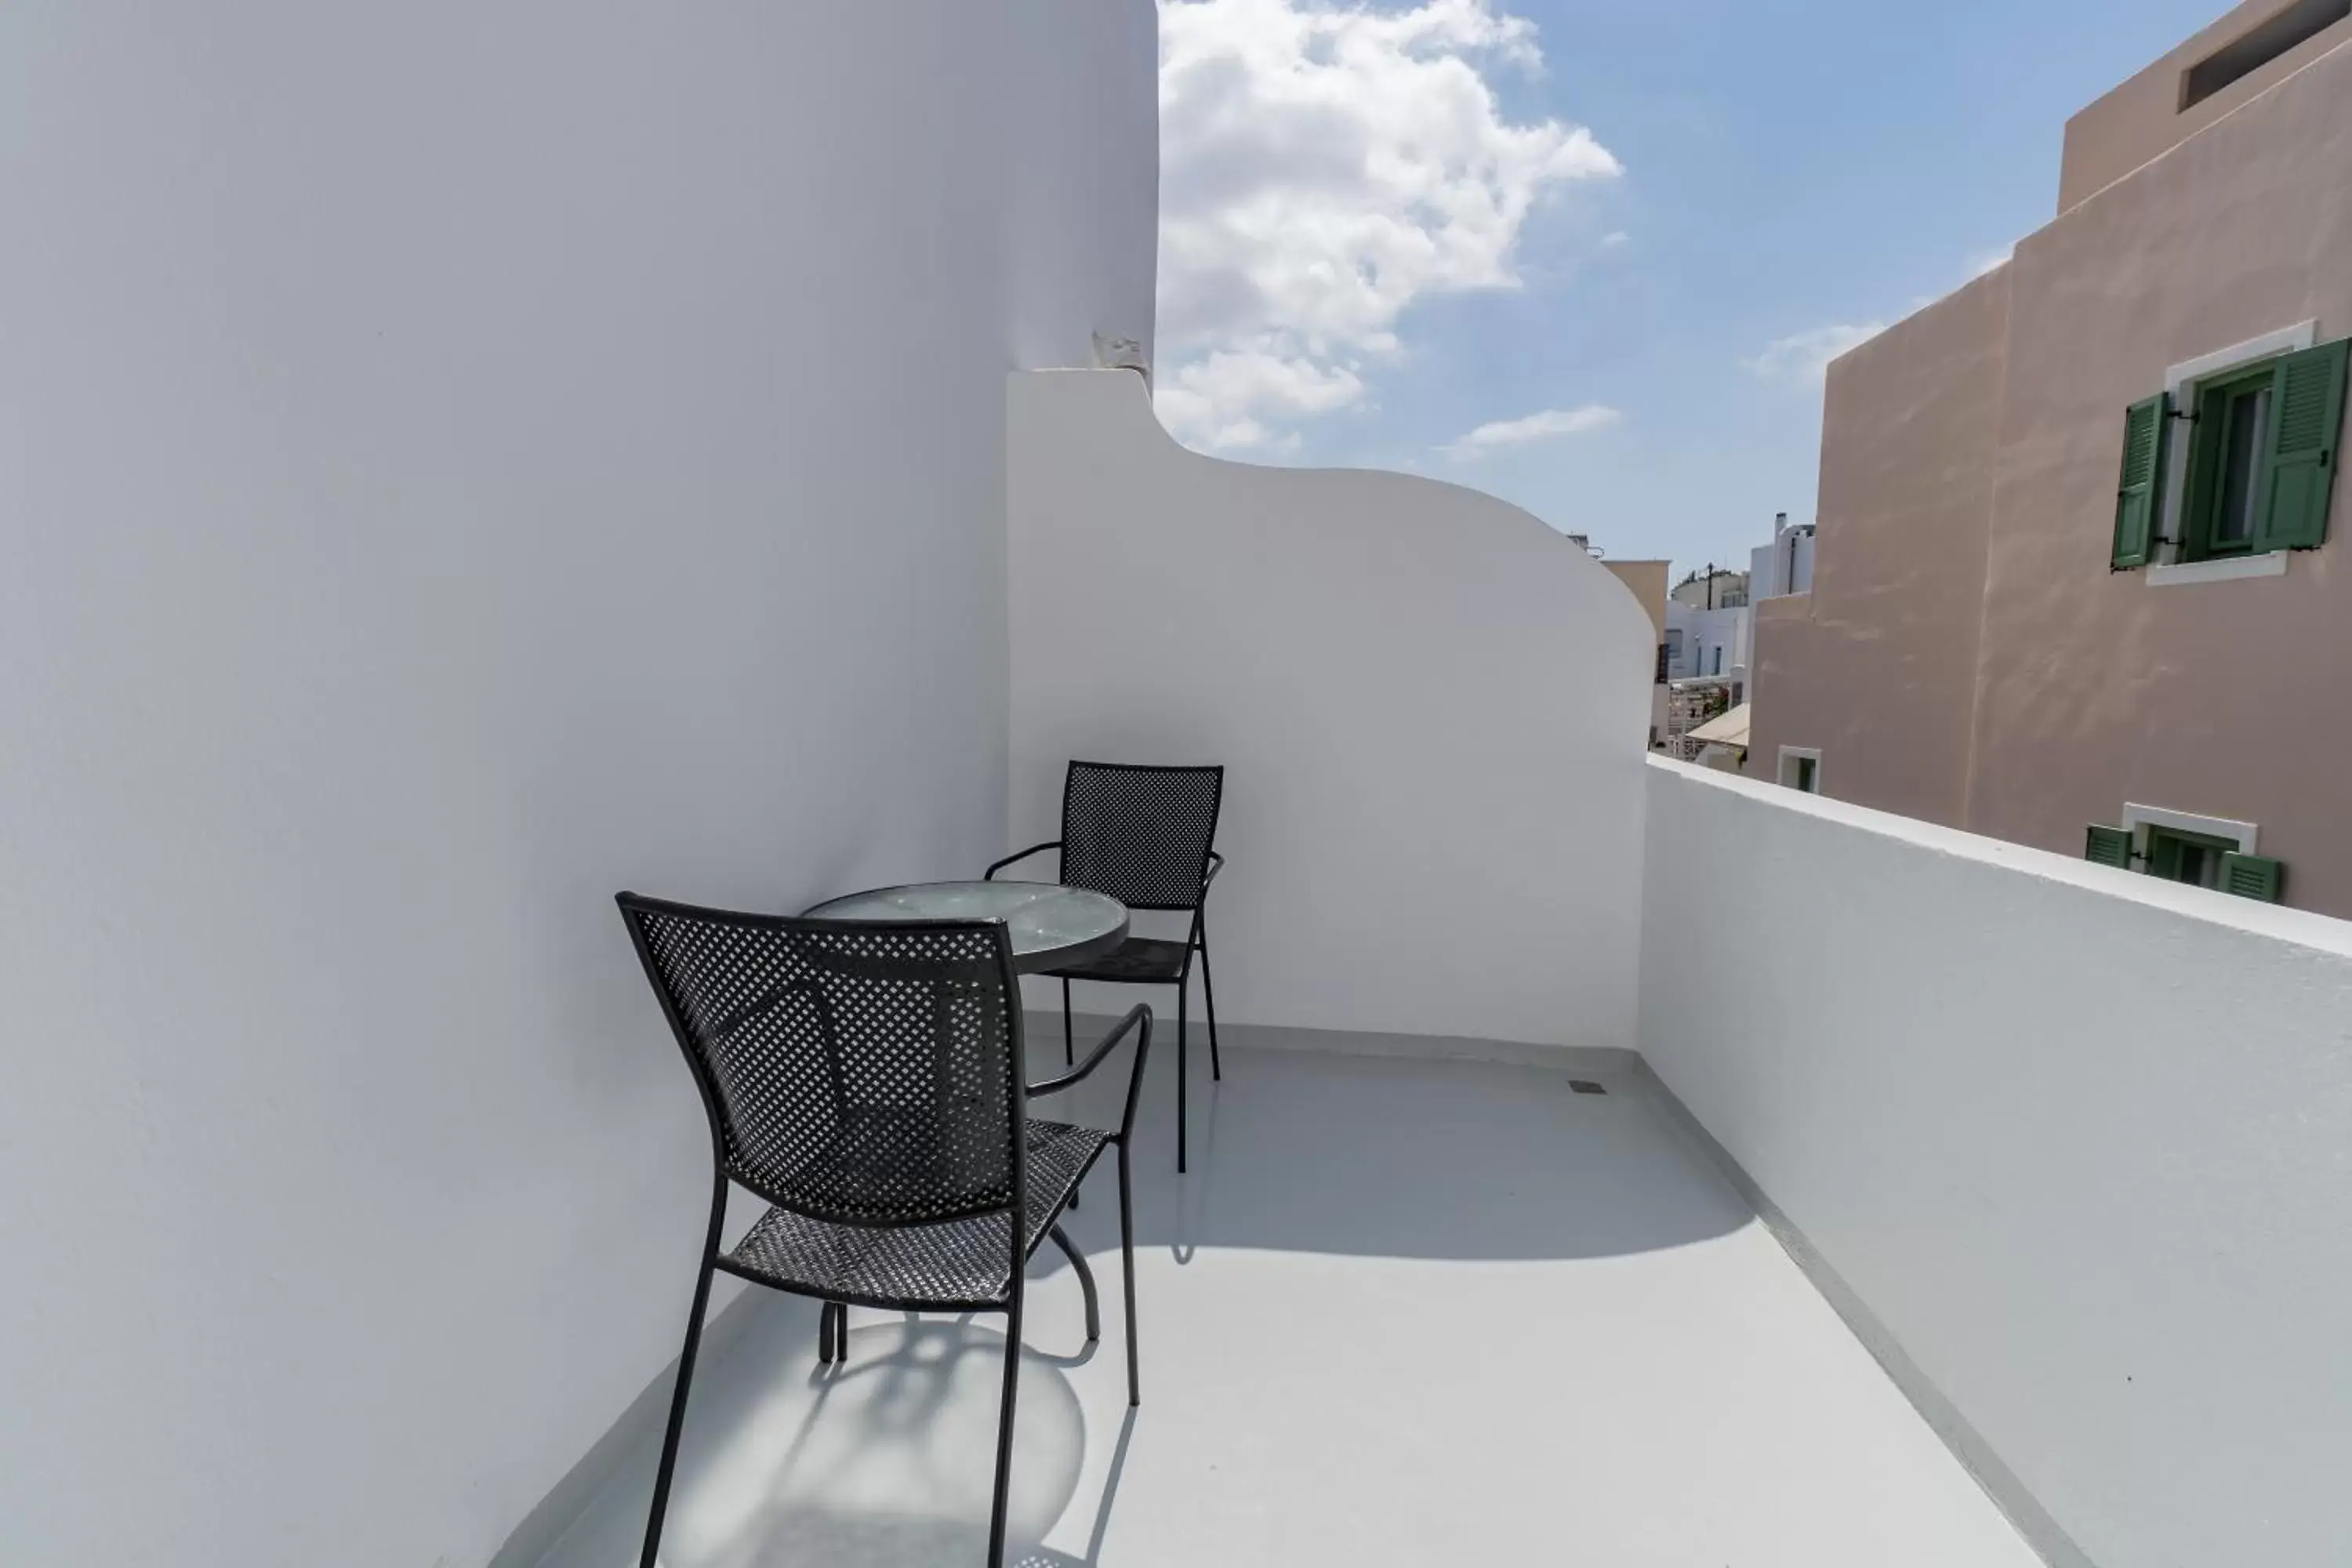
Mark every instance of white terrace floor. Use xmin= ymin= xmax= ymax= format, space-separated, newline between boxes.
xmin=537 ymin=1040 xmax=2043 ymax=1568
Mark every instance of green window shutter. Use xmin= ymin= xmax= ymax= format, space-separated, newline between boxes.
xmin=2085 ymin=825 xmax=2134 ymax=868
xmin=2221 ymin=852 xmax=2285 ymax=903
xmin=2256 ymin=338 xmax=2349 ymax=552
xmin=2112 ymin=393 xmax=2167 ymax=568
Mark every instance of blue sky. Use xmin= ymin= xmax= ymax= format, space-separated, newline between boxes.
xmin=1153 ymin=0 xmax=2228 ymax=576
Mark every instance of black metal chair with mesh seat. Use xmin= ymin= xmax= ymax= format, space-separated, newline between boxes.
xmin=615 ymin=893 xmax=1152 ymax=1568
xmin=987 ymin=761 xmax=1224 ymax=1174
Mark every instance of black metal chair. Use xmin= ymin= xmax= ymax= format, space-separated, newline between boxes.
xmin=616 ymin=893 xmax=1152 ymax=1568
xmin=988 ymin=761 xmax=1224 ymax=1174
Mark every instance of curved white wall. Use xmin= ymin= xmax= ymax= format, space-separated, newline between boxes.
xmin=0 ymin=5 xmax=1154 ymax=1565
xmin=1007 ymin=371 xmax=1653 ymax=1049
xmin=1639 ymin=757 xmax=2352 ymax=1568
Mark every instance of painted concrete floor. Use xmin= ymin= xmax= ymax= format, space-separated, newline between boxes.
xmin=537 ymin=1043 xmax=2043 ymax=1568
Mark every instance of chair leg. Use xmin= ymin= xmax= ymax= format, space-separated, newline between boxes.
xmin=819 ymin=1301 xmax=846 ymax=1364
xmin=640 ymin=1258 xmax=718 ymax=1568
xmin=1118 ymin=1138 xmax=1140 ymax=1407
xmin=1049 ymin=1221 xmax=1100 ymax=1341
xmin=987 ymin=1285 xmax=1025 ymax=1566
xmin=1198 ymin=934 xmax=1223 ymax=1083
xmin=1176 ymin=977 xmax=1189 ymax=1174
xmin=1063 ymin=982 xmax=1082 ymax=1208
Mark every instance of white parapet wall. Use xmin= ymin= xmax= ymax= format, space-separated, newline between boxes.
xmin=0 ymin=5 xmax=1156 ymax=1565
xmin=1638 ymin=757 xmax=2352 ymax=1568
xmin=1007 ymin=370 xmax=1655 ymax=1050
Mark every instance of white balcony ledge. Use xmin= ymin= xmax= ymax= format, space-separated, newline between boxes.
xmin=532 ymin=1041 xmax=2039 ymax=1568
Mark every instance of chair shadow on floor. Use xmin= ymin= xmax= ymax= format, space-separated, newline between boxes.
xmin=931 ymin=1409 xmax=1135 ymax=1568
xmin=1063 ymin=1040 xmax=1751 ymax=1268
xmin=590 ymin=1305 xmax=1131 ymax=1568
xmin=557 ymin=1044 xmax=1752 ymax=1568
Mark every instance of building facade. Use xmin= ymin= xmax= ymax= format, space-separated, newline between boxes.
xmin=1753 ymin=0 xmax=2352 ymax=916
xmin=1602 ymin=556 xmax=1753 ymax=754
xmin=1666 ymin=600 xmax=1750 ymax=687
xmin=1751 ymin=512 xmax=1815 ymax=600
xmin=1669 ymin=566 xmax=1749 ymax=610
xmin=1602 ymin=557 xmax=1674 ymax=747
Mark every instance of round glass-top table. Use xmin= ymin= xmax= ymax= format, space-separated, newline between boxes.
xmin=800 ymin=880 xmax=1128 ymax=974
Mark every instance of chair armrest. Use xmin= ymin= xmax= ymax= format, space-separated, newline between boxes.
xmin=985 ymin=841 xmax=1062 ymax=881
xmin=1189 ymin=851 xmax=1225 ymax=945
xmin=1029 ymin=1003 xmax=1152 ymax=1142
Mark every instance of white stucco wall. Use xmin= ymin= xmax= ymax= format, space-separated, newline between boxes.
xmin=1007 ymin=371 xmax=1653 ymax=1049
xmin=1750 ymin=527 xmax=1815 ymax=601
xmin=0 ymin=5 xmax=1154 ymax=1565
xmin=1665 ymin=602 xmax=1751 ymax=684
xmin=1638 ymin=757 xmax=2352 ymax=1568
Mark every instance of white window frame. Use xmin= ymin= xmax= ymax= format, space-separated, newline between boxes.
xmin=2121 ymin=802 xmax=2259 ymax=858
xmin=2147 ymin=320 xmax=2317 ymax=586
xmin=1778 ymin=746 xmax=1822 ymax=793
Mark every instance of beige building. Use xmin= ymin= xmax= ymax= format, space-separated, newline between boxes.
xmin=1670 ymin=567 xmax=1748 ymax=610
xmin=1755 ymin=0 xmax=2352 ymax=916
xmin=1602 ymin=557 xmax=1672 ymax=747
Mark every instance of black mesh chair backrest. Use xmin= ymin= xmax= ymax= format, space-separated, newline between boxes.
xmin=618 ymin=895 xmax=1029 ymax=1229
xmin=1058 ymin=761 xmax=1225 ymax=912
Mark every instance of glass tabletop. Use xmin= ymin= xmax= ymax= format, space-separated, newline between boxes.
xmin=800 ymin=880 xmax=1128 ymax=971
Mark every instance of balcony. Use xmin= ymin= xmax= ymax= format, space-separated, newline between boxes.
xmin=10 ymin=10 xmax=2352 ymax=1568
xmin=492 ymin=370 xmax=2352 ymax=1568
xmin=530 ymin=1044 xmax=2043 ymax=1567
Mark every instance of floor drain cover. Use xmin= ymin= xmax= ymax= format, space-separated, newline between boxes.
xmin=1570 ymin=1080 xmax=1607 ymax=1096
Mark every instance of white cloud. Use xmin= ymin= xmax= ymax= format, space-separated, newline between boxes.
xmin=1153 ymin=349 xmax=1364 ymax=452
xmin=1743 ymin=249 xmax=2008 ymax=396
xmin=1967 ymin=244 xmax=2015 ymax=278
xmin=1155 ymin=0 xmax=1622 ymax=452
xmin=1440 ymin=403 xmax=1621 ymax=459
xmin=1598 ymin=230 xmax=1632 ymax=249
xmin=1745 ymin=322 xmax=1887 ymax=387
